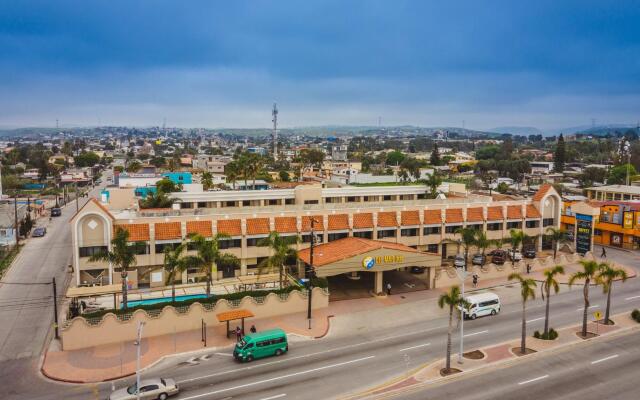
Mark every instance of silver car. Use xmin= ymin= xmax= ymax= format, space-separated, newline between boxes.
xmin=108 ymin=378 xmax=179 ymax=400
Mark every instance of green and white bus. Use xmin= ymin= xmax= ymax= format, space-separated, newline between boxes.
xmin=233 ymin=328 xmax=288 ymax=362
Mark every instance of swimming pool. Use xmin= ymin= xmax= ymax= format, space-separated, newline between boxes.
xmin=124 ymin=293 xmax=208 ymax=308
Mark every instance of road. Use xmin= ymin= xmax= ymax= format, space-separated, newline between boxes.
xmin=392 ymin=329 xmax=640 ymax=400
xmin=0 ymin=177 xmax=109 ymax=399
xmin=6 ymin=244 xmax=639 ymax=400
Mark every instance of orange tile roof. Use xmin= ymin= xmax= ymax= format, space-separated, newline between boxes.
xmin=526 ymin=204 xmax=542 ymax=219
xmin=533 ymin=183 xmax=554 ymax=201
xmin=466 ymin=207 xmax=484 ymax=223
xmin=487 ymin=206 xmax=503 ymax=221
xmin=155 ymin=222 xmax=182 ymax=240
xmin=328 ymin=214 xmax=349 ymax=230
xmin=114 ymin=223 xmax=150 ymax=241
xmin=186 ymin=220 xmax=212 ymax=237
xmin=401 ymin=210 xmax=420 ymax=226
xmin=352 ymin=213 xmax=374 ymax=229
xmin=216 ymin=309 xmax=255 ymax=322
xmin=377 ymin=211 xmax=398 ymax=227
xmin=274 ymin=217 xmax=297 ymax=233
xmin=445 ymin=208 xmax=464 ymax=224
xmin=217 ymin=219 xmax=242 ymax=236
xmin=298 ymin=237 xmax=424 ymax=267
xmin=507 ymin=205 xmax=524 ymax=220
xmin=424 ymin=209 xmax=442 ymax=225
xmin=302 ymin=215 xmax=324 ymax=231
xmin=246 ymin=218 xmax=270 ymax=235
xmin=90 ymin=198 xmax=115 ymax=220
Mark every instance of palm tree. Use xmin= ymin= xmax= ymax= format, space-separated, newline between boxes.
xmin=424 ymin=171 xmax=442 ymax=198
xmin=541 ymin=265 xmax=565 ymax=336
xmin=438 ymin=286 xmax=467 ymax=373
xmin=89 ymin=227 xmax=137 ymax=310
xmin=184 ymin=233 xmax=230 ymax=297
xmin=225 ymin=161 xmax=240 ymax=190
xmin=455 ymin=227 xmax=477 ymax=269
xmin=508 ymin=273 xmax=537 ymax=354
xmin=568 ymin=260 xmax=602 ymax=337
xmin=597 ymin=263 xmax=628 ymax=325
xmin=258 ymin=231 xmax=299 ymax=289
xmin=201 ymin=172 xmax=213 ymax=191
xmin=508 ymin=229 xmax=525 ymax=267
xmin=163 ymin=243 xmax=187 ymax=303
xmin=546 ymin=227 xmax=567 ymax=259
xmin=474 ymin=231 xmax=490 ymax=256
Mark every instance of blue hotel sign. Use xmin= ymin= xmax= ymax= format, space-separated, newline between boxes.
xmin=575 ymin=214 xmax=593 ymax=255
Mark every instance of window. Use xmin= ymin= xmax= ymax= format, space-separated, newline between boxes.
xmin=247 ymin=237 xmax=266 ymax=247
xmin=543 ymin=218 xmax=555 ymax=227
xmin=507 ymin=221 xmax=522 ymax=229
xmin=594 ymin=229 xmax=602 ymax=236
xmin=424 ymin=226 xmax=441 ymax=235
xmin=304 ymin=200 xmax=319 ymax=205
xmin=328 ymin=232 xmax=348 ymax=242
xmin=268 ymin=199 xmax=279 ymax=206
xmin=242 ymin=200 xmax=250 ymax=206
xmin=225 ymin=201 xmax=236 ymax=207
xmin=377 ymin=229 xmax=396 ymax=239
xmin=155 ymin=242 xmax=180 ymax=253
xmin=197 ymin=202 xmax=207 ymax=208
xmin=128 ymin=242 xmax=150 ymax=255
xmin=285 ymin=198 xmax=295 ymax=205
xmin=383 ymin=195 xmax=392 ymax=201
xmin=140 ymin=385 xmax=159 ymax=393
xmin=417 ymin=193 xmax=427 ymax=199
xmin=347 ymin=196 xmax=357 ymax=202
xmin=479 ymin=299 xmax=499 ymax=307
xmin=445 ymin=225 xmax=462 ymax=234
xmin=79 ymin=246 xmax=107 ymax=258
xmin=467 ymin=224 xmax=482 ymax=231
xmin=525 ymin=220 xmax=539 ymax=228
xmin=302 ymin=234 xmax=323 ymax=244
xmin=427 ymin=244 xmax=439 ymax=253
xmin=401 ymin=228 xmax=418 ymax=237
xmin=487 ymin=222 xmax=502 ymax=231
xmin=218 ymin=239 xmax=241 ymax=249
xmin=353 ymin=231 xmax=373 ymax=239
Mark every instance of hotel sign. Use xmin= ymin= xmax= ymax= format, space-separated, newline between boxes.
xmin=362 ymin=255 xmax=405 ymax=270
xmin=576 ymin=214 xmax=593 ymax=255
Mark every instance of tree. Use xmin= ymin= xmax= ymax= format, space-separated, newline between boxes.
xmin=183 ymin=233 xmax=230 ymax=297
xmin=74 ymin=151 xmax=101 ymax=167
xmin=225 ymin=161 xmax=240 ymax=189
xmin=568 ymin=260 xmax=602 ymax=337
xmin=150 ymin=156 xmax=166 ymax=168
xmin=258 ymin=231 xmax=299 ymax=289
xmin=597 ymin=263 xmax=628 ymax=325
xmin=496 ymin=182 xmax=509 ymax=194
xmin=156 ymin=177 xmax=182 ymax=193
xmin=438 ymin=286 xmax=467 ymax=373
xmin=279 ymin=170 xmax=290 ymax=182
xmin=545 ymin=227 xmax=568 ymax=259
xmin=139 ymin=190 xmax=174 ymax=209
xmin=298 ymin=149 xmax=325 ymax=169
xmin=541 ymin=265 xmax=565 ymax=337
xmin=89 ymin=228 xmax=137 ymax=310
xmin=455 ymin=227 xmax=477 ymax=268
xmin=163 ymin=243 xmax=187 ymax=303
xmin=201 ymin=172 xmax=213 ymax=191
xmin=554 ymin=134 xmax=565 ymax=172
xmin=126 ymin=161 xmax=142 ymax=173
xmin=474 ymin=231 xmax=490 ymax=256
xmin=578 ymin=167 xmax=607 ymax=188
xmin=430 ymin=143 xmax=441 ymax=166
xmin=508 ymin=273 xmax=537 ymax=354
xmin=508 ymin=229 xmax=526 ymax=266
xmin=423 ymin=171 xmax=442 ymax=198
xmin=607 ymin=163 xmax=637 ymax=185
xmin=385 ymin=150 xmax=405 ymax=166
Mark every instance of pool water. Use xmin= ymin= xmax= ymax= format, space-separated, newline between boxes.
xmin=124 ymin=293 xmax=208 ymax=308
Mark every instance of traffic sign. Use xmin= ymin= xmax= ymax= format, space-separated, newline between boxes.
xmin=593 ymin=311 xmax=602 ymax=320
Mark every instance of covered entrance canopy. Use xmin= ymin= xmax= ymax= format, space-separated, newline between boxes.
xmin=298 ymin=237 xmax=441 ymax=295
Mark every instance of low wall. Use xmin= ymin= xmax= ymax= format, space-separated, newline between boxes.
xmin=61 ymin=288 xmax=329 ymax=351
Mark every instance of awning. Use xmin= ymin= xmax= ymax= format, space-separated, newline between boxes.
xmin=216 ymin=309 xmax=254 ymax=323
xmin=66 ymin=284 xmax=122 ymax=298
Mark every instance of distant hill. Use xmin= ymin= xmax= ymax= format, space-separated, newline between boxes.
xmin=489 ymin=126 xmax=544 ymax=136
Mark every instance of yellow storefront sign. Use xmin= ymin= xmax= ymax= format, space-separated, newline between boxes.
xmin=623 ymin=211 xmax=634 ymax=229
xmin=362 ymin=255 xmax=405 ymax=270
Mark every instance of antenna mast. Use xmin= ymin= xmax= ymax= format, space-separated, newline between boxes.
xmin=272 ymin=103 xmax=278 ymax=160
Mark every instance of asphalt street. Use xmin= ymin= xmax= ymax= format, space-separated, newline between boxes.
xmin=6 ymin=245 xmax=638 ymax=400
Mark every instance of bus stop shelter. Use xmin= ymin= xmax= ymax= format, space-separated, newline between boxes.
xmin=216 ymin=309 xmax=255 ymax=338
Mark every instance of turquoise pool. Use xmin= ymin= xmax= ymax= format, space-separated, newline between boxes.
xmin=124 ymin=293 xmax=208 ymax=308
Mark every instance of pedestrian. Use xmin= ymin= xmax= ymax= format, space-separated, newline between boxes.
xmin=526 ymin=264 xmax=531 ymax=274
xmin=386 ymin=282 xmax=392 ymax=296
xmin=472 ymin=273 xmax=478 ymax=288
xmin=250 ymin=324 xmax=257 ymax=334
xmin=601 ymin=247 xmax=607 ymax=258
xmin=235 ymin=326 xmax=241 ymax=342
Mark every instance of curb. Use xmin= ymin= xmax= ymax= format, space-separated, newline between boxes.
xmin=315 ymin=315 xmax=334 ymax=339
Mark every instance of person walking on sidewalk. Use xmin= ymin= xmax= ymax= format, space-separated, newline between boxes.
xmin=386 ymin=282 xmax=392 ymax=295
xmin=472 ymin=273 xmax=479 ymax=288
xmin=235 ymin=326 xmax=242 ymax=342
xmin=601 ymin=247 xmax=607 ymax=258
xmin=526 ymin=263 xmax=531 ymax=274
xmin=250 ymin=325 xmax=257 ymax=334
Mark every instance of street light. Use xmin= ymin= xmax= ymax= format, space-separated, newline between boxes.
xmin=454 ymin=260 xmax=467 ymax=364
xmin=134 ymin=321 xmax=146 ymax=400
xmin=306 ymin=217 xmax=319 ymax=330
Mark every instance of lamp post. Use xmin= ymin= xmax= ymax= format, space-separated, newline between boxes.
xmin=135 ymin=321 xmax=145 ymax=400
xmin=307 ymin=217 xmax=318 ymax=330
xmin=454 ymin=261 xmax=467 ymax=364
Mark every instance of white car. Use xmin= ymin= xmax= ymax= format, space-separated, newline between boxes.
xmin=509 ymin=249 xmax=523 ymax=262
xmin=108 ymin=378 xmax=179 ymax=400
xmin=454 ymin=255 xmax=466 ymax=268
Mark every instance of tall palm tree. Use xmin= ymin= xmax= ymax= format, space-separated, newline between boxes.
xmin=225 ymin=161 xmax=239 ymax=190
xmin=201 ymin=171 xmax=213 ymax=191
xmin=437 ymin=286 xmax=467 ymax=373
xmin=545 ymin=227 xmax=567 ymax=259
xmin=424 ymin=171 xmax=442 ymax=198
xmin=508 ymin=229 xmax=526 ymax=267
xmin=541 ymin=265 xmax=565 ymax=336
xmin=597 ymin=263 xmax=628 ymax=325
xmin=474 ymin=231 xmax=491 ymax=256
xmin=184 ymin=233 xmax=230 ymax=297
xmin=455 ymin=227 xmax=477 ymax=269
xmin=163 ymin=243 xmax=187 ymax=303
xmin=89 ymin=227 xmax=137 ymax=310
xmin=258 ymin=231 xmax=299 ymax=289
xmin=508 ymin=273 xmax=537 ymax=354
xmin=568 ymin=260 xmax=602 ymax=337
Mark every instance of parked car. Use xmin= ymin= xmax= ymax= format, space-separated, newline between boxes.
xmin=491 ymin=250 xmax=507 ymax=265
xmin=472 ymin=254 xmax=486 ymax=266
xmin=410 ymin=266 xmax=426 ymax=274
xmin=523 ymin=247 xmax=537 ymax=259
xmin=50 ymin=208 xmax=62 ymax=217
xmin=508 ymin=249 xmax=523 ymax=262
xmin=32 ymin=227 xmax=46 ymax=237
xmin=454 ymin=255 xmax=466 ymax=268
xmin=108 ymin=378 xmax=179 ymax=400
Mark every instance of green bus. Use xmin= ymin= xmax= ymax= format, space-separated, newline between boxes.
xmin=233 ymin=328 xmax=288 ymax=362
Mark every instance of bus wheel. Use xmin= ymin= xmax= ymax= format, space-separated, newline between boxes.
xmin=245 ymin=355 xmax=254 ymax=362
xmin=471 ymin=314 xmax=477 ymax=320
xmin=491 ymin=310 xmax=497 ymax=316
xmin=275 ymin=349 xmax=283 ymax=356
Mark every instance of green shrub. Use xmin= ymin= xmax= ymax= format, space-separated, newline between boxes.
xmin=533 ymin=328 xmax=558 ymax=340
xmin=632 ymin=309 xmax=640 ymax=323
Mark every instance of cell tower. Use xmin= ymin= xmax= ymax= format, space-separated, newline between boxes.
xmin=272 ymin=103 xmax=278 ymax=160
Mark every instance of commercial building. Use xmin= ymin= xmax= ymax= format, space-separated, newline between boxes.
xmin=585 ymin=185 xmax=640 ymax=201
xmin=70 ymin=183 xmax=561 ymax=289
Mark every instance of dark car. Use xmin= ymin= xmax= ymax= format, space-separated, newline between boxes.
xmin=523 ymin=248 xmax=537 ymax=259
xmin=410 ymin=266 xmax=426 ymax=274
xmin=32 ymin=227 xmax=47 ymax=237
xmin=491 ymin=250 xmax=507 ymax=265
xmin=51 ymin=208 xmax=62 ymax=217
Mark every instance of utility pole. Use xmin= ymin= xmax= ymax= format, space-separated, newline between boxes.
xmin=75 ymin=181 xmax=79 ymax=213
xmin=135 ymin=321 xmax=145 ymax=400
xmin=455 ymin=263 xmax=467 ymax=365
xmin=307 ymin=217 xmax=316 ymax=329
xmin=14 ymin=195 xmax=19 ymax=246
xmin=272 ymin=103 xmax=278 ymax=161
xmin=52 ymin=277 xmax=59 ymax=339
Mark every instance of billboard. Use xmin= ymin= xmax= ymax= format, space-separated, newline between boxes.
xmin=575 ymin=214 xmax=593 ymax=255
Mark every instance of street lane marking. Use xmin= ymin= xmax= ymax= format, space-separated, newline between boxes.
xmin=518 ymin=375 xmax=549 ymax=385
xmin=464 ymin=330 xmax=489 ymax=337
xmin=259 ymin=395 xmax=286 ymax=400
xmin=526 ymin=317 xmax=544 ymax=323
xmin=399 ymin=343 xmax=431 ymax=352
xmin=215 ymin=352 xmax=233 ymax=357
xmin=625 ymin=295 xmax=640 ymax=301
xmin=179 ymin=356 xmax=375 ymax=399
xmin=591 ymin=354 xmax=619 ymax=364
xmin=576 ymin=305 xmax=599 ymax=311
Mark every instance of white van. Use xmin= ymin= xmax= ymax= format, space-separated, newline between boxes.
xmin=463 ymin=293 xmax=501 ymax=320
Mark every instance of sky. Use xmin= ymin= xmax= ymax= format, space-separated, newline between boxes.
xmin=1 ymin=0 xmax=639 ymax=130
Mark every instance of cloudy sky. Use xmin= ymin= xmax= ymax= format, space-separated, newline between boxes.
xmin=1 ymin=1 xmax=639 ymax=130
